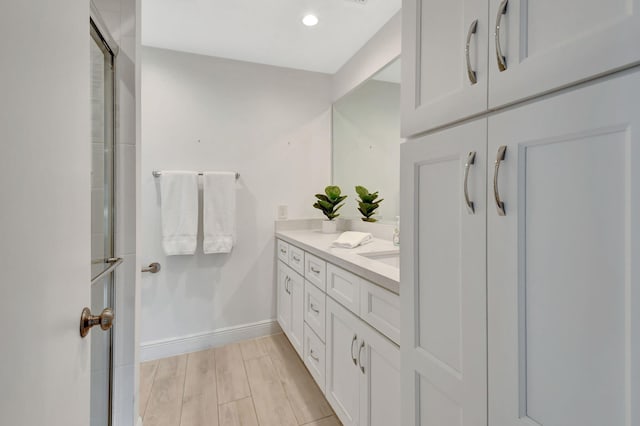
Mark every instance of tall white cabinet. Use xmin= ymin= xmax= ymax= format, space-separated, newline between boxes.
xmin=401 ymin=0 xmax=640 ymax=423
xmin=400 ymin=119 xmax=488 ymax=426
xmin=488 ymin=0 xmax=640 ymax=108
xmin=402 ymin=0 xmax=640 ymax=136
xmin=402 ymin=70 xmax=640 ymax=426
xmin=487 ymin=72 xmax=640 ymax=426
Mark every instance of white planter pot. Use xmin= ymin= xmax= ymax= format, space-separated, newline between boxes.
xmin=322 ymin=220 xmax=338 ymax=234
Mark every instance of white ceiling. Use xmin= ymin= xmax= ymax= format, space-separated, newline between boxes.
xmin=142 ymin=0 xmax=401 ymax=74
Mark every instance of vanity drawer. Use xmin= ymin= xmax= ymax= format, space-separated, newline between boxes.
xmin=326 ymin=264 xmax=361 ymax=315
xmin=304 ymin=280 xmax=326 ymax=341
xmin=360 ymin=280 xmax=400 ymax=345
xmin=288 ymin=245 xmax=305 ymax=276
xmin=304 ymin=252 xmax=326 ymax=291
xmin=277 ymin=240 xmax=289 ymax=264
xmin=303 ymin=323 xmax=326 ymax=392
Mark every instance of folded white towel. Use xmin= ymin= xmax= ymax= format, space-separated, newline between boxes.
xmin=202 ymin=172 xmax=236 ymax=254
xmin=331 ymin=231 xmax=373 ymax=249
xmin=160 ymin=171 xmax=199 ymax=255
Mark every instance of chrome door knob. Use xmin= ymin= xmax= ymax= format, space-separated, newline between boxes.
xmin=80 ymin=307 xmax=114 ymax=338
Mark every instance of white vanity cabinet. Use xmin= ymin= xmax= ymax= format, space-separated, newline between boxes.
xmin=277 ymin=261 xmax=304 ymax=357
xmin=401 ymin=71 xmax=640 ymax=426
xmin=275 ymin=237 xmax=401 ymax=426
xmin=326 ymin=298 xmax=362 ymax=426
xmin=326 ymin=297 xmax=401 ymax=426
xmin=402 ymin=0 xmax=640 ymax=136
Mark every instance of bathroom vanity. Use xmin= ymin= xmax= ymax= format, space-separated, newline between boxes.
xmin=275 ymin=227 xmax=400 ymax=426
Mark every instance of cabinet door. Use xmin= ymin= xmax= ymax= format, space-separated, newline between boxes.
xmin=289 ymin=269 xmax=304 ymax=357
xmin=402 ymin=0 xmax=489 ymax=136
xmin=326 ymin=297 xmax=362 ymax=426
xmin=488 ymin=0 xmax=640 ymax=108
xmin=400 ymin=119 xmax=488 ymax=426
xmin=488 ymin=70 xmax=640 ymax=426
xmin=277 ymin=261 xmax=291 ymax=337
xmin=359 ymin=322 xmax=401 ymax=426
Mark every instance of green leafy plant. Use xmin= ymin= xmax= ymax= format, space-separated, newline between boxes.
xmin=356 ymin=186 xmax=383 ymax=222
xmin=313 ymin=186 xmax=347 ymax=221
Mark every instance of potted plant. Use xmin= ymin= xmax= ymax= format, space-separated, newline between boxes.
xmin=313 ymin=185 xmax=346 ymax=233
xmin=356 ymin=186 xmax=383 ymax=222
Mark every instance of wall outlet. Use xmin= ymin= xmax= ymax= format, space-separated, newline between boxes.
xmin=277 ymin=205 xmax=288 ymax=220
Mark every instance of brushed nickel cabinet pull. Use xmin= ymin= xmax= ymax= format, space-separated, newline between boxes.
xmin=351 ymin=334 xmax=358 ymax=365
xmin=464 ymin=151 xmax=477 ymax=214
xmin=465 ymin=19 xmax=479 ymax=84
xmin=495 ymin=0 xmax=508 ymax=72
xmin=310 ymin=349 xmax=320 ymax=362
xmin=493 ymin=146 xmax=507 ymax=216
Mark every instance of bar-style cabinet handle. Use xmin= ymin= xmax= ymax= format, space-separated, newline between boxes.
xmin=465 ymin=19 xmax=479 ymax=84
xmin=464 ymin=151 xmax=477 ymax=214
xmin=495 ymin=0 xmax=508 ymax=72
xmin=493 ymin=146 xmax=507 ymax=216
xmin=351 ymin=334 xmax=358 ymax=365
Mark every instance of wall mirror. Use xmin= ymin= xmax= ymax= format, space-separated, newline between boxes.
xmin=332 ymin=57 xmax=402 ymax=224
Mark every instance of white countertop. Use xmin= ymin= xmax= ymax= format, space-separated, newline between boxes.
xmin=275 ymin=229 xmax=400 ymax=294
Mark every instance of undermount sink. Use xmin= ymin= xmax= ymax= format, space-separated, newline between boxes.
xmin=359 ymin=250 xmax=400 ymax=268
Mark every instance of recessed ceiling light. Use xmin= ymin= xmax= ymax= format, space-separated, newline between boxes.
xmin=302 ymin=14 xmax=319 ymax=27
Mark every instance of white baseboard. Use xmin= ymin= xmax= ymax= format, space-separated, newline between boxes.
xmin=140 ymin=319 xmax=281 ymax=362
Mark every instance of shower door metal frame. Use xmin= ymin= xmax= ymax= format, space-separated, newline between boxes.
xmin=90 ymin=4 xmax=119 ymax=425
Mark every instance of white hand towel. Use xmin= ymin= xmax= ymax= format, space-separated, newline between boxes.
xmin=202 ymin=172 xmax=236 ymax=254
xmin=331 ymin=231 xmax=373 ymax=249
xmin=160 ymin=171 xmax=199 ymax=255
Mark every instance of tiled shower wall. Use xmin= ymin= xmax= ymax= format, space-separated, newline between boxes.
xmin=92 ymin=0 xmax=140 ymax=425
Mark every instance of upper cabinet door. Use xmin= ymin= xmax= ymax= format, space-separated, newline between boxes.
xmin=488 ymin=0 xmax=640 ymax=108
xmin=400 ymin=119 xmax=488 ymax=426
xmin=488 ymin=70 xmax=640 ymax=426
xmin=402 ymin=0 xmax=489 ymax=137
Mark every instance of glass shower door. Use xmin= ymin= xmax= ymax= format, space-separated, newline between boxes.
xmin=90 ymin=20 xmax=116 ymax=426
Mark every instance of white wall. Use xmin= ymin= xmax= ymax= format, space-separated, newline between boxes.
xmin=92 ymin=0 xmax=140 ymax=424
xmin=140 ymin=47 xmax=332 ymax=357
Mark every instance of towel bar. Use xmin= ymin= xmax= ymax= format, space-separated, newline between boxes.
xmin=152 ymin=170 xmax=240 ymax=180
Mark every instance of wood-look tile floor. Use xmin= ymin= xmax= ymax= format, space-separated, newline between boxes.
xmin=140 ymin=333 xmax=342 ymax=426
